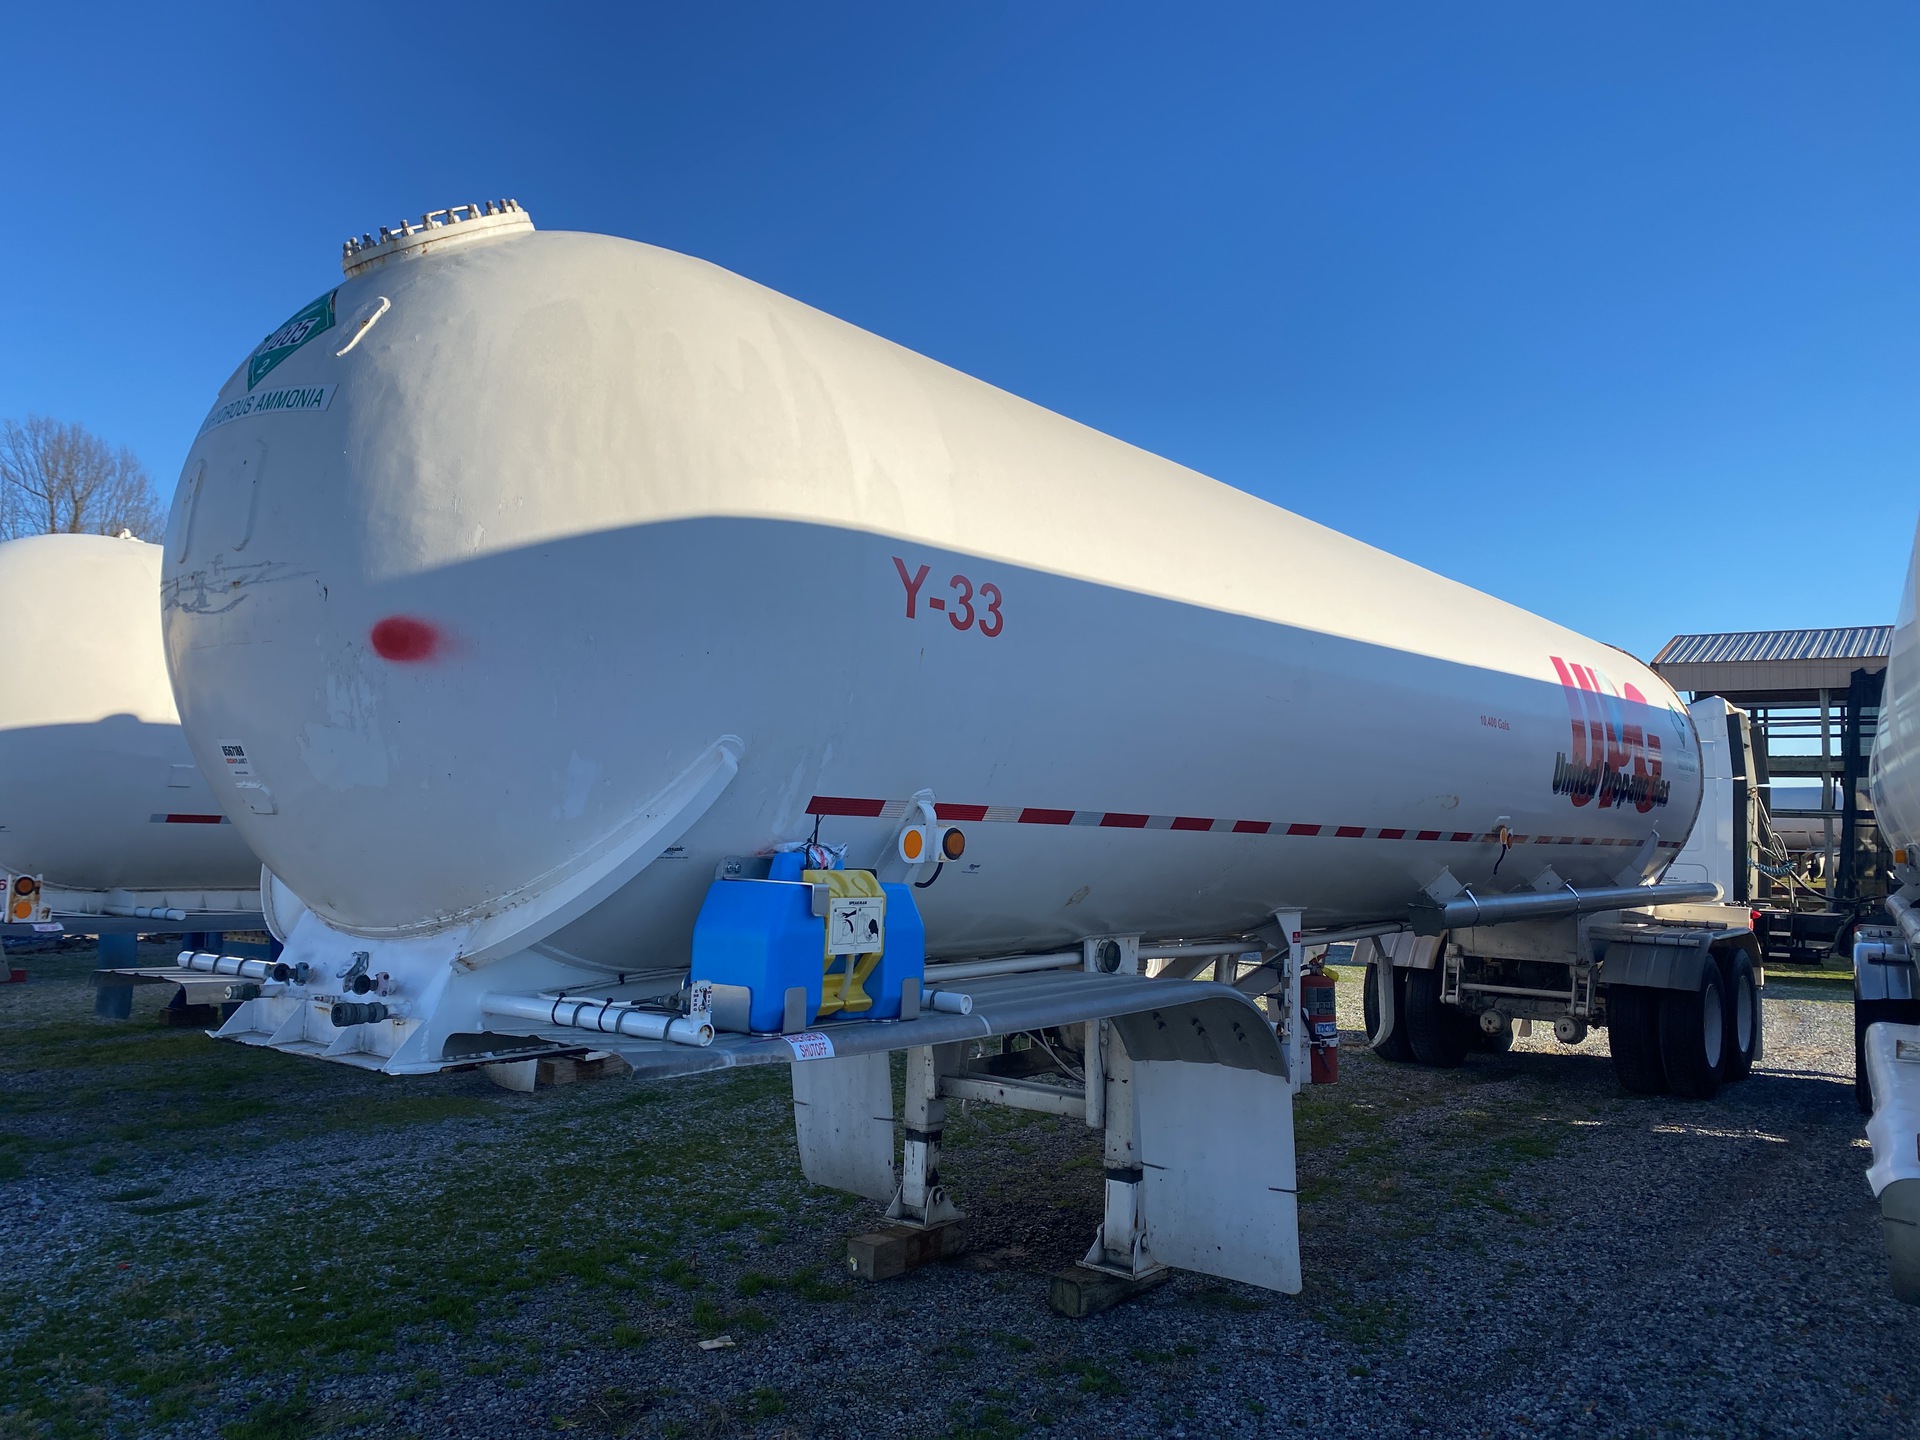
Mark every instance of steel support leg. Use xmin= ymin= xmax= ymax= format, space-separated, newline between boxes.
xmin=887 ymin=1043 xmax=962 ymax=1228
xmin=1272 ymin=909 xmax=1304 ymax=1091
xmin=1083 ymin=1033 xmax=1161 ymax=1278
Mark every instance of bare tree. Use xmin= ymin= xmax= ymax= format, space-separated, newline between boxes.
xmin=0 ymin=415 xmax=164 ymax=542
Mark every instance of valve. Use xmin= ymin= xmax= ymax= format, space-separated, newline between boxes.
xmin=329 ymin=1001 xmax=389 ymax=1028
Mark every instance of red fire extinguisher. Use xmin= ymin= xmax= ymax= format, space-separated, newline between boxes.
xmin=1301 ymin=957 xmax=1339 ymax=1084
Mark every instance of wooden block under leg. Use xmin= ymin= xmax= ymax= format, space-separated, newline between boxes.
xmin=1048 ymin=1264 xmax=1171 ymax=1318
xmin=847 ymin=1220 xmax=967 ymax=1281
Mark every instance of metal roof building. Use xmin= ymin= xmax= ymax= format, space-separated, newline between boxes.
xmin=1651 ymin=624 xmax=1894 ymax=912
xmin=1651 ymin=626 xmax=1893 ymax=705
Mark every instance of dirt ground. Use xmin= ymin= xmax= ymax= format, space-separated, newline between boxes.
xmin=1 ymin=940 xmax=1913 ymax=1439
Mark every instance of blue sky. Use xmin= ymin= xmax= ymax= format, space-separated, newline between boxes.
xmin=3 ymin=3 xmax=1913 ymax=659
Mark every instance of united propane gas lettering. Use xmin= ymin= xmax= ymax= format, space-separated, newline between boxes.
xmin=1548 ymin=655 xmax=1669 ymax=812
xmin=1551 ymin=752 xmax=1671 ymax=810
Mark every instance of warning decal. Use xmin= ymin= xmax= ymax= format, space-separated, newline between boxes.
xmin=825 ymin=894 xmax=885 ymax=956
xmin=784 ymin=1031 xmax=836 ymax=1062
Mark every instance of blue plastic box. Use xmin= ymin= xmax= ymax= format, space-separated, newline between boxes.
xmin=865 ymin=882 xmax=925 ymax=1020
xmin=688 ymin=874 xmax=928 ymax=1032
xmin=689 ymin=879 xmax=824 ymax=1033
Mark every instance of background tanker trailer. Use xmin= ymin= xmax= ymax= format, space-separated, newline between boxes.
xmin=159 ymin=202 xmax=1757 ymax=1294
xmin=1856 ymin=515 xmax=1920 ymax=1300
xmin=0 ymin=533 xmax=259 ymax=933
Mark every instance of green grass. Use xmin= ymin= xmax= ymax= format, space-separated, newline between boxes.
xmin=0 ymin=953 xmax=834 ymax=1438
xmin=218 ymin=1389 xmax=313 ymax=1440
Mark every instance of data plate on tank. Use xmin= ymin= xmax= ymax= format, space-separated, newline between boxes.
xmin=825 ymin=894 xmax=885 ymax=955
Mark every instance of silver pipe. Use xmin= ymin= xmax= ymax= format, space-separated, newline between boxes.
xmin=1301 ymin=921 xmax=1410 ymax=948
xmin=1457 ymin=981 xmax=1578 ymax=1000
xmin=923 ymin=952 xmax=1080 ymax=982
xmin=179 ymin=950 xmax=274 ymax=980
xmin=1415 ymin=881 xmax=1721 ymax=935
xmin=482 ymin=992 xmax=713 ymax=1047
xmin=110 ymin=905 xmax=187 ymax=921
xmin=1137 ymin=942 xmax=1255 ymax=959
xmin=939 ymin=1073 xmax=1086 ymax=1117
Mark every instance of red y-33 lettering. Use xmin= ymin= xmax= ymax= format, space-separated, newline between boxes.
xmin=894 ymin=557 xmax=1005 ymax=638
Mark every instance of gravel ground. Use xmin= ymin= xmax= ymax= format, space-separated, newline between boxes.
xmin=1 ymin=942 xmax=1914 ymax=1440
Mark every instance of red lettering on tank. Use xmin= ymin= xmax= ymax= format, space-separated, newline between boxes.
xmin=893 ymin=557 xmax=930 ymax=619
xmin=1550 ymin=657 xmax=1673 ymax=814
xmin=370 ymin=616 xmax=442 ymax=663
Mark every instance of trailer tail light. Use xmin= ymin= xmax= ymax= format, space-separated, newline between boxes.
xmin=7 ymin=875 xmax=41 ymax=922
xmin=1749 ymin=908 xmax=1762 ymax=931
xmin=899 ymin=826 xmax=967 ymax=865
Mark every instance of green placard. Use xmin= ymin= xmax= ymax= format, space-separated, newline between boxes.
xmin=248 ymin=290 xmax=337 ymax=390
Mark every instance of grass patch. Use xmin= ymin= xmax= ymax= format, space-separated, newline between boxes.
xmin=125 ymin=1196 xmax=211 ymax=1216
xmin=1040 ymin=1356 xmax=1126 ymax=1397
xmin=220 ymin=1389 xmax=313 ymax=1440
xmin=0 ymin=965 xmax=811 ymax=1440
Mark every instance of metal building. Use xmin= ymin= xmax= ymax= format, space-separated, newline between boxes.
xmin=1653 ymin=626 xmax=1893 ymax=917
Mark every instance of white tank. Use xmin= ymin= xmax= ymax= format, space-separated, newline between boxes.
xmin=0 ymin=533 xmax=258 ymax=903
xmin=1872 ymin=516 xmax=1920 ymax=859
xmin=162 ymin=205 xmax=1703 ymax=1065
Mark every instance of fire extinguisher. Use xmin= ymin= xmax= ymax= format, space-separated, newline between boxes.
xmin=1301 ymin=957 xmax=1339 ymax=1084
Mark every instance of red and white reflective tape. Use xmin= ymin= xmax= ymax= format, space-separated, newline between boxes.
xmin=804 ymin=796 xmax=1682 ymax=849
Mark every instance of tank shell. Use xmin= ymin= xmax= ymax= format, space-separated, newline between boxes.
xmin=1872 ymin=517 xmax=1920 ymax=854
xmin=0 ymin=533 xmax=257 ymax=891
xmin=164 ymin=227 xmax=1703 ymax=968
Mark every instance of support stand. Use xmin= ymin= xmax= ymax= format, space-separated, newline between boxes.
xmin=847 ymin=1043 xmax=966 ymax=1280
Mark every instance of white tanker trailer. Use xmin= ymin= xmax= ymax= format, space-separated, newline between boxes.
xmin=1856 ymin=515 xmax=1920 ymax=1301
xmin=0 ymin=533 xmax=259 ymax=930
xmin=159 ymin=202 xmax=1759 ymax=1297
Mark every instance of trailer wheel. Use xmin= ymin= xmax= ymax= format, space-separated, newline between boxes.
xmin=1658 ymin=963 xmax=1729 ymax=1100
xmin=1404 ymin=964 xmax=1467 ymax=1068
xmin=1721 ymin=950 xmax=1760 ymax=1082
xmin=1363 ymin=961 xmax=1415 ymax=1062
xmin=1607 ymin=986 xmax=1667 ymax=1095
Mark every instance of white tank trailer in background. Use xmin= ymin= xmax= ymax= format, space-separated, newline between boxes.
xmin=159 ymin=202 xmax=1757 ymax=1300
xmin=1855 ymin=515 xmax=1920 ymax=1303
xmin=0 ymin=534 xmax=259 ymax=933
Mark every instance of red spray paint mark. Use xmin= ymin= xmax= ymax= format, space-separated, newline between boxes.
xmin=369 ymin=616 xmax=442 ymax=663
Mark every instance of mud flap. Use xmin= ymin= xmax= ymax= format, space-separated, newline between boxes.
xmin=1134 ymin=1058 xmax=1300 ymax=1294
xmin=792 ymin=1050 xmax=898 ymax=1204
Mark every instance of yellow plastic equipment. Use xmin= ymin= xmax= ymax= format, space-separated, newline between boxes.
xmin=804 ymin=869 xmax=886 ymax=1016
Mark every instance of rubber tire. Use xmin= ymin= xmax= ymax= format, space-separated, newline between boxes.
xmin=1363 ymin=961 xmax=1415 ymax=1062
xmin=1658 ymin=962 xmax=1730 ymax=1100
xmin=1404 ymin=964 xmax=1468 ymax=1068
xmin=1721 ymin=950 xmax=1760 ymax=1082
xmin=1607 ymin=985 xmax=1667 ymax=1095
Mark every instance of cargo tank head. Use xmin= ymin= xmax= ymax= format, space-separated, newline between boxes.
xmin=163 ymin=202 xmax=764 ymax=960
